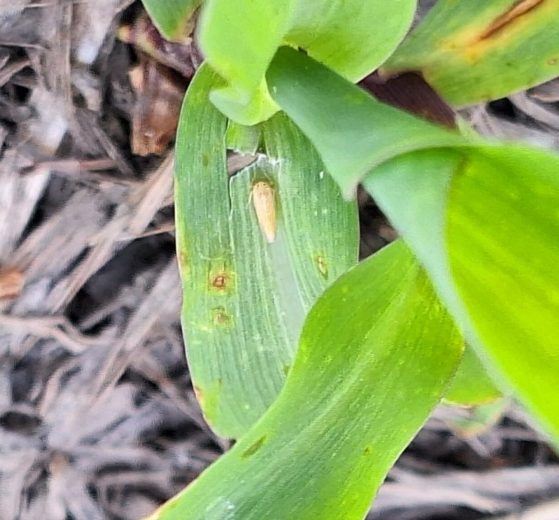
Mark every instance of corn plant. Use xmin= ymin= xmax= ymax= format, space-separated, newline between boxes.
xmin=141 ymin=1 xmax=559 ymax=519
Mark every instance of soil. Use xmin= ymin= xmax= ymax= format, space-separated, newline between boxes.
xmin=0 ymin=1 xmax=558 ymax=519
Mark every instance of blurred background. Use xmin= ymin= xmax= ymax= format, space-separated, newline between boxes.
xmin=0 ymin=1 xmax=558 ymax=518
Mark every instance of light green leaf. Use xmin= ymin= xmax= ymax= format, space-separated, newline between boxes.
xmin=445 ymin=346 xmax=502 ymax=406
xmin=175 ymin=65 xmax=357 ymax=438
xmin=267 ymin=47 xmax=559 ymax=444
xmin=267 ymin=46 xmax=468 ymax=199
xmin=383 ymin=0 xmax=559 ymax=106
xmin=446 ymin=399 xmax=508 ymax=438
xmin=141 ymin=0 xmax=201 ymax=41
xmin=365 ymin=147 xmax=559 ymax=441
xmin=198 ymin=0 xmax=417 ymax=124
xmin=147 ymin=241 xmax=463 ymax=520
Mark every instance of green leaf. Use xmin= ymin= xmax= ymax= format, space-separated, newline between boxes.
xmin=267 ymin=46 xmax=468 ymax=199
xmin=365 ymin=147 xmax=559 ymax=442
xmin=147 ymin=241 xmax=463 ymax=520
xmin=141 ymin=0 xmax=202 ymax=41
xmin=445 ymin=346 xmax=502 ymax=406
xmin=198 ymin=0 xmax=417 ymax=124
xmin=267 ymin=47 xmax=559 ymax=444
xmin=445 ymin=399 xmax=508 ymax=438
xmin=383 ymin=0 xmax=559 ymax=106
xmin=226 ymin=120 xmax=262 ymax=154
xmin=175 ymin=65 xmax=358 ymax=438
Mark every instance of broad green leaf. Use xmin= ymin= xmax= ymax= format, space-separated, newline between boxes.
xmin=267 ymin=48 xmax=559 ymax=444
xmin=445 ymin=347 xmax=502 ymax=406
xmin=383 ymin=0 xmax=559 ymax=106
xmin=365 ymin=147 xmax=559 ymax=441
xmin=147 ymin=241 xmax=463 ymax=520
xmin=267 ymin=46 xmax=468 ymax=199
xmin=175 ymin=65 xmax=357 ymax=438
xmin=198 ymin=0 xmax=417 ymax=124
xmin=141 ymin=0 xmax=202 ymax=41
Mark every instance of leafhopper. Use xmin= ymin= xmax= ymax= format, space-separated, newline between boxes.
xmin=251 ymin=181 xmax=276 ymax=243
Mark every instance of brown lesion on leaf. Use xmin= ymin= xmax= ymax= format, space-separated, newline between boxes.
xmin=208 ymin=262 xmax=236 ymax=294
xmin=176 ymin=249 xmax=192 ymax=280
xmin=193 ymin=385 xmax=205 ymax=406
xmin=315 ymin=254 xmax=329 ymax=280
xmin=211 ymin=306 xmax=233 ymax=327
xmin=211 ymin=273 xmax=229 ymax=290
xmin=178 ymin=250 xmax=187 ymax=265
xmin=193 ymin=379 xmax=222 ymax=420
xmin=477 ymin=0 xmax=545 ymax=41
xmin=241 ymin=435 xmax=267 ymax=459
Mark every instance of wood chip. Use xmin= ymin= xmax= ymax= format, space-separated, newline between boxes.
xmin=0 ymin=267 xmax=24 ymax=300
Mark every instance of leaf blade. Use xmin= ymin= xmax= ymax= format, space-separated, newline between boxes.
xmin=365 ymin=146 xmax=559 ymax=442
xmin=175 ymin=65 xmax=358 ymax=438
xmin=267 ymin=48 xmax=559 ymax=443
xmin=198 ymin=0 xmax=417 ymax=124
xmin=148 ymin=241 xmax=463 ymax=520
xmin=267 ymin=46 xmax=467 ymax=198
xmin=383 ymin=0 xmax=559 ymax=106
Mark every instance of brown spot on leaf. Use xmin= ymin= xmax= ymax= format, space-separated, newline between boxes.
xmin=193 ymin=385 xmax=205 ymax=406
xmin=315 ymin=255 xmax=329 ymax=279
xmin=211 ymin=273 xmax=229 ymax=290
xmin=212 ymin=307 xmax=232 ymax=327
xmin=478 ymin=0 xmax=544 ymax=41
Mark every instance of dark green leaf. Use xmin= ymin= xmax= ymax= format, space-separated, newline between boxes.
xmin=147 ymin=241 xmax=463 ymax=520
xmin=175 ymin=65 xmax=357 ymax=438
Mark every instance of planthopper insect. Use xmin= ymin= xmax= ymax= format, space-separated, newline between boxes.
xmin=251 ymin=181 xmax=276 ymax=243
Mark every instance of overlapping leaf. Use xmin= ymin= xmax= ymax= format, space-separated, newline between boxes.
xmin=445 ymin=347 xmax=502 ymax=406
xmin=141 ymin=0 xmax=202 ymax=40
xmin=383 ymin=0 xmax=559 ymax=106
xmin=147 ymin=241 xmax=463 ymax=520
xmin=175 ymin=65 xmax=357 ymax=439
xmin=268 ymin=47 xmax=559 ymax=443
xmin=198 ymin=0 xmax=417 ymax=124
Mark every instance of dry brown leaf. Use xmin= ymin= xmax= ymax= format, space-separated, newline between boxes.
xmin=129 ymin=53 xmax=186 ymax=156
xmin=118 ymin=12 xmax=199 ymax=78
